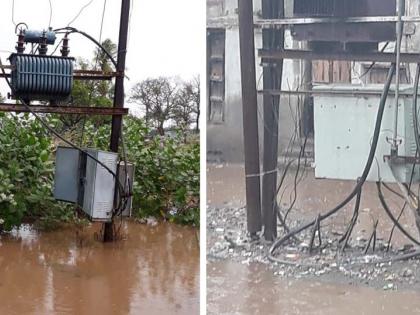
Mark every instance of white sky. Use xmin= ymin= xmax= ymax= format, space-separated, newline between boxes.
xmin=0 ymin=0 xmax=204 ymax=107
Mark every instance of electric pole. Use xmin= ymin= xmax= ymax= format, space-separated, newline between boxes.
xmin=104 ymin=0 xmax=131 ymax=242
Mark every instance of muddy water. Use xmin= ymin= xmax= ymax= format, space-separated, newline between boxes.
xmin=208 ymin=261 xmax=420 ymax=315
xmin=0 ymin=221 xmax=199 ymax=315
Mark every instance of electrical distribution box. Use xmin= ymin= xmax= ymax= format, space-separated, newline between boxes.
xmin=313 ymin=84 xmax=420 ymax=183
xmin=54 ymin=147 xmax=118 ymax=222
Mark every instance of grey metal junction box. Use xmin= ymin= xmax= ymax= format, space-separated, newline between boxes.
xmin=313 ymin=84 xmax=420 ymax=183
xmin=117 ymin=161 xmax=135 ymax=217
xmin=54 ymin=147 xmax=118 ymax=222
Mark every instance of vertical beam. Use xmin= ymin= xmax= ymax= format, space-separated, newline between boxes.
xmin=261 ymin=0 xmax=284 ymax=241
xmin=104 ymin=0 xmax=131 ymax=242
xmin=238 ymin=0 xmax=262 ymax=235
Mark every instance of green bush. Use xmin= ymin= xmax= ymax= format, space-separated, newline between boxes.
xmin=83 ymin=116 xmax=200 ymax=226
xmin=0 ymin=114 xmax=74 ymax=231
xmin=0 ymin=113 xmax=199 ymax=230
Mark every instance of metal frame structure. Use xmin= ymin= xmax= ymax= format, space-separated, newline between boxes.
xmin=238 ymin=0 xmax=420 ymax=239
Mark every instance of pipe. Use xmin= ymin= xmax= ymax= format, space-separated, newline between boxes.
xmin=392 ymin=0 xmax=405 ymax=155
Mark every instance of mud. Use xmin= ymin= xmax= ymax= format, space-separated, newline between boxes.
xmin=0 ymin=221 xmax=199 ymax=315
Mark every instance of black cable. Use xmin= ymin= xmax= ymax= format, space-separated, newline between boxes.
xmin=54 ymin=27 xmax=117 ymax=68
xmin=269 ymin=63 xmax=396 ymax=261
xmin=67 ymin=0 xmax=94 ymax=26
xmin=359 ymin=42 xmax=390 ymax=79
xmin=377 ymin=181 xmax=420 ymax=245
xmin=283 ymin=136 xmax=307 ymax=223
xmin=382 ymin=182 xmax=405 ymax=200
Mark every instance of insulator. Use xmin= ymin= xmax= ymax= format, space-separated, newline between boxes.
xmin=9 ymin=54 xmax=74 ymax=101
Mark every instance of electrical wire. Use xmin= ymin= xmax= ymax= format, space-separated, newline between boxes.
xmin=11 ymin=0 xmax=16 ymax=27
xmin=67 ymin=0 xmax=95 ymax=26
xmin=54 ymin=26 xmax=117 ymax=68
xmin=48 ymin=0 xmax=53 ymax=28
xmin=269 ymin=63 xmax=396 ymax=263
xmin=377 ymin=181 xmax=420 ymax=245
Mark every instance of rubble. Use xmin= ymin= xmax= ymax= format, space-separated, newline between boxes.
xmin=207 ymin=206 xmax=420 ymax=290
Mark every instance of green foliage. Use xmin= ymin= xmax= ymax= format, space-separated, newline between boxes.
xmin=0 ymin=114 xmax=74 ymax=231
xmin=82 ymin=116 xmax=200 ymax=226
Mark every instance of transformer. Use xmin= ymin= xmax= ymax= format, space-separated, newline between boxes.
xmin=291 ymin=0 xmax=396 ymax=51
xmin=9 ymin=53 xmax=74 ymax=101
xmin=54 ymin=147 xmax=119 ymax=222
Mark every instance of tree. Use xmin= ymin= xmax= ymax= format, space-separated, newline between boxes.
xmin=129 ymin=77 xmax=178 ymax=135
xmin=172 ymin=76 xmax=200 ymax=132
xmin=59 ymin=39 xmax=117 ymax=132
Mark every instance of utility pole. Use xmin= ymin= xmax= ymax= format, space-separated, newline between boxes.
xmin=104 ymin=0 xmax=131 ymax=242
xmin=261 ymin=0 xmax=284 ymax=241
xmin=238 ymin=0 xmax=262 ymax=236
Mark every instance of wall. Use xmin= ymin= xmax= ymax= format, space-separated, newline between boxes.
xmin=207 ymin=0 xmax=303 ymax=162
xmin=207 ymin=0 xmax=420 ymax=163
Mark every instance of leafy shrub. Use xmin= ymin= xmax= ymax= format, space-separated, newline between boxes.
xmin=0 ymin=113 xmax=199 ymax=230
xmin=0 ymin=114 xmax=74 ymax=231
xmin=83 ymin=116 xmax=200 ymax=226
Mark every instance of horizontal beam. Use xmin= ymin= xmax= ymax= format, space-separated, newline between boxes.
xmin=259 ymin=49 xmax=420 ymax=63
xmin=255 ymin=15 xmax=420 ymax=28
xmin=0 ymin=103 xmax=129 ymax=116
xmin=259 ymin=89 xmax=420 ymax=97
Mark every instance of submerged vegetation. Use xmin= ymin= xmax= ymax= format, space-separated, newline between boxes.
xmin=0 ymin=113 xmax=199 ymax=231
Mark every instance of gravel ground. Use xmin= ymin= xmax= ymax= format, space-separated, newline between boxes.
xmin=207 ymin=206 xmax=420 ymax=291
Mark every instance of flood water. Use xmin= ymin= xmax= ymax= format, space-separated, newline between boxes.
xmin=208 ymin=261 xmax=420 ymax=315
xmin=0 ymin=221 xmax=199 ymax=315
xmin=207 ymin=164 xmax=420 ymax=314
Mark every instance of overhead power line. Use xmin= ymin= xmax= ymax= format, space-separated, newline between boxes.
xmin=67 ymin=0 xmax=95 ymax=26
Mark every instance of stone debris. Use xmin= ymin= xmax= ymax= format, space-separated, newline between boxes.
xmin=207 ymin=206 xmax=420 ymax=290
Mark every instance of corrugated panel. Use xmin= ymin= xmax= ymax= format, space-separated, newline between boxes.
xmin=10 ymin=53 xmax=74 ymax=101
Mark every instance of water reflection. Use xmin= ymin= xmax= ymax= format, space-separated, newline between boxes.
xmin=0 ymin=221 xmax=199 ymax=315
xmin=207 ymin=261 xmax=420 ymax=315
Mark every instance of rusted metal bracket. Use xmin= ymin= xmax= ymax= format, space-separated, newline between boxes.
xmin=383 ymin=155 xmax=420 ymax=164
xmin=259 ymin=89 xmax=420 ymax=97
xmin=0 ymin=69 xmax=120 ymax=81
xmin=0 ymin=103 xmax=128 ymax=116
xmin=255 ymin=15 xmax=420 ymax=28
xmin=259 ymin=49 xmax=420 ymax=63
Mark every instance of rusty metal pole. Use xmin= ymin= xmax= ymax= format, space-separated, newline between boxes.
xmin=104 ymin=0 xmax=131 ymax=242
xmin=261 ymin=0 xmax=284 ymax=241
xmin=238 ymin=0 xmax=262 ymax=236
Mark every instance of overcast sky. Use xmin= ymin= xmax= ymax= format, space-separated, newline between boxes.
xmin=0 ymin=0 xmax=203 ymax=108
